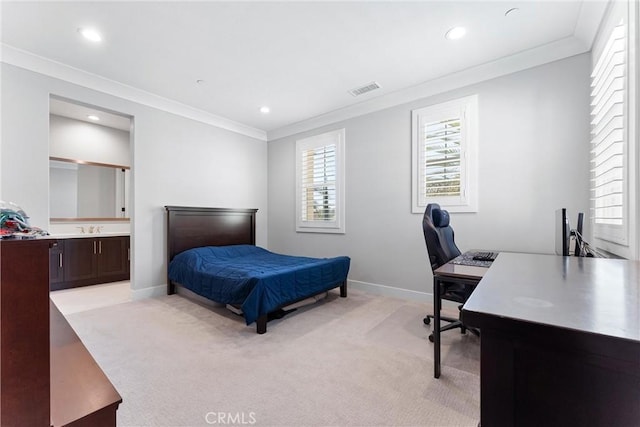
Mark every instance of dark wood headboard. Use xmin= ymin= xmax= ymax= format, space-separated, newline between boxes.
xmin=165 ymin=206 xmax=258 ymax=263
xmin=165 ymin=206 xmax=258 ymax=294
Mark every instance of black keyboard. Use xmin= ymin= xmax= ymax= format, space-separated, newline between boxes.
xmin=472 ymin=251 xmax=498 ymax=262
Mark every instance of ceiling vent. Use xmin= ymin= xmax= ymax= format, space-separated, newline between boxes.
xmin=348 ymin=81 xmax=381 ymax=97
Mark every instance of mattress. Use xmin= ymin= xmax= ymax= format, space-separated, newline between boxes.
xmin=168 ymin=245 xmax=350 ymax=324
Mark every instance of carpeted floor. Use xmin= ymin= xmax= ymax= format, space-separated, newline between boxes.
xmin=65 ymin=289 xmax=480 ymax=427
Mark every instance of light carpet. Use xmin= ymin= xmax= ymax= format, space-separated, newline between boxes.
xmin=65 ymin=289 xmax=480 ymax=427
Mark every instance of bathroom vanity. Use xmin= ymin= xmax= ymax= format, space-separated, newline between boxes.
xmin=50 ymin=234 xmax=130 ymax=290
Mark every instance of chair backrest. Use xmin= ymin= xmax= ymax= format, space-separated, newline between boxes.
xmin=422 ymin=203 xmax=462 ymax=271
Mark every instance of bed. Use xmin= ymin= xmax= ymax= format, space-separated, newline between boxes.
xmin=165 ymin=206 xmax=350 ymax=334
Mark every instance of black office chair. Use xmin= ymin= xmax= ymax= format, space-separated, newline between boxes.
xmin=422 ymin=203 xmax=477 ymax=342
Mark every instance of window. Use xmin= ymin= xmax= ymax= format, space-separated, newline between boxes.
xmin=295 ymin=129 xmax=345 ymax=233
xmin=590 ymin=21 xmax=628 ymax=245
xmin=412 ymin=95 xmax=478 ymax=213
xmin=589 ymin=0 xmax=639 ymax=259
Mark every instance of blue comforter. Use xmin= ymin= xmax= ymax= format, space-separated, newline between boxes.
xmin=168 ymin=245 xmax=350 ymax=325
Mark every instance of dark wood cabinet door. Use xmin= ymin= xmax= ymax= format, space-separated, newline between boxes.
xmin=63 ymin=238 xmax=98 ymax=283
xmin=97 ymin=236 xmax=129 ymax=283
xmin=49 ymin=240 xmax=64 ymax=287
xmin=50 ymin=236 xmax=130 ymax=289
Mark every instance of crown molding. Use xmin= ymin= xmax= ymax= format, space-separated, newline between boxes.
xmin=0 ymin=44 xmax=268 ymax=141
xmin=267 ymin=2 xmax=608 ymax=141
xmin=267 ymin=36 xmax=590 ymax=141
xmin=574 ymin=0 xmax=610 ymax=49
xmin=2 ymin=0 xmax=607 ymax=145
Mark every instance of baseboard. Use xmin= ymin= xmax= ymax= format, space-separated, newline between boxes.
xmin=347 ymin=279 xmax=459 ymax=309
xmin=131 ymin=284 xmax=166 ymax=300
xmin=348 ymin=279 xmax=431 ymax=302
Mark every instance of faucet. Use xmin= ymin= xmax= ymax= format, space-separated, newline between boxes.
xmin=95 ymin=226 xmax=103 ymax=234
xmin=76 ymin=226 xmax=85 ymax=234
xmin=88 ymin=225 xmax=95 ymax=234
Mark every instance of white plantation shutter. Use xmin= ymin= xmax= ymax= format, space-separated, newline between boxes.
xmin=300 ymin=143 xmax=337 ymax=222
xmin=590 ymin=22 xmax=627 ymax=242
xmin=412 ymin=95 xmax=478 ymax=213
xmin=421 ymin=117 xmax=462 ymax=201
xmin=296 ymin=129 xmax=345 ymax=233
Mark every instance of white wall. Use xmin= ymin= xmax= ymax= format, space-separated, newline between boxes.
xmin=268 ymin=54 xmax=591 ymax=298
xmin=49 ymin=114 xmax=130 ymax=166
xmin=0 ymin=63 xmax=268 ymax=296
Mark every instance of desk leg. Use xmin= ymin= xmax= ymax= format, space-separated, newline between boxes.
xmin=433 ymin=276 xmax=441 ymax=379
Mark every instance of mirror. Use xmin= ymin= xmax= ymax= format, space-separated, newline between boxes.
xmin=50 ymin=158 xmax=130 ymax=220
xmin=49 ymin=96 xmax=132 ymax=221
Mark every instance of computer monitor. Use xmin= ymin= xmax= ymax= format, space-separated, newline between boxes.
xmin=555 ymin=208 xmax=571 ymax=256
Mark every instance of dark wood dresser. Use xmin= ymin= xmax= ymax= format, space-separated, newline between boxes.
xmin=1 ymin=239 xmax=51 ymax=425
xmin=0 ymin=238 xmax=122 ymax=426
xmin=50 ymin=301 xmax=122 ymax=427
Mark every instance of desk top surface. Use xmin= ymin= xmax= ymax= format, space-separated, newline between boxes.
xmin=462 ymin=253 xmax=640 ymax=342
xmin=434 ymin=261 xmax=489 ymax=281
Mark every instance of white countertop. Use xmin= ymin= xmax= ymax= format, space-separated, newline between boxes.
xmin=49 ymin=233 xmax=130 ymax=239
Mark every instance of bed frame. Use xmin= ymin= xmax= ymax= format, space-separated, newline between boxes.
xmin=165 ymin=206 xmax=347 ymax=334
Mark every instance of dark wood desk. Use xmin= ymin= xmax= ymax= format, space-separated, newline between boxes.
xmin=432 ymin=259 xmax=489 ymax=378
xmin=462 ymin=253 xmax=640 ymax=427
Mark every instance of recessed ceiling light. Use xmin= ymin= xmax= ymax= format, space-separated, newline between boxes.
xmin=87 ymin=115 xmax=100 ymax=121
xmin=260 ymin=106 xmax=270 ymax=114
xmin=78 ymin=27 xmax=102 ymax=43
xmin=196 ymin=79 xmax=206 ymax=85
xmin=445 ymin=26 xmax=466 ymax=40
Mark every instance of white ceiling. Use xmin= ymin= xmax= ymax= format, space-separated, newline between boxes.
xmin=1 ymin=1 xmax=607 ymax=139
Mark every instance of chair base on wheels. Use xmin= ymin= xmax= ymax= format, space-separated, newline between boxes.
xmin=423 ymin=313 xmax=480 ymax=343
